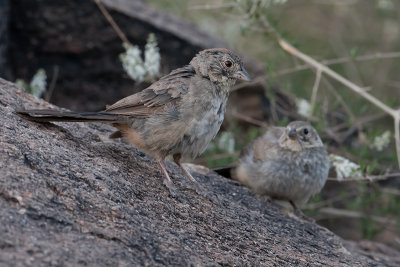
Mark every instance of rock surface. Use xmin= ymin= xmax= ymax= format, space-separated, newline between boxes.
xmin=0 ymin=78 xmax=387 ymax=266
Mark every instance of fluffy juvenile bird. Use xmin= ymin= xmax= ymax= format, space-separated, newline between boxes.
xmin=17 ymin=48 xmax=251 ymax=196
xmin=231 ymin=121 xmax=330 ymax=214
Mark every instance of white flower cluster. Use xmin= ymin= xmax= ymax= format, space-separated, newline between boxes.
xmin=119 ymin=34 xmax=160 ymax=82
xmin=330 ymin=154 xmax=363 ymax=181
xmin=144 ymin=34 xmax=161 ymax=77
xmin=120 ymin=43 xmax=146 ymax=81
xmin=295 ymin=98 xmax=312 ymax=118
xmin=29 ymin=69 xmax=47 ymax=98
xmin=217 ymin=131 xmax=236 ymax=154
xmin=370 ymin=130 xmax=391 ymax=151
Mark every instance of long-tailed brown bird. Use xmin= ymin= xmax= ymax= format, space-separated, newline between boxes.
xmin=17 ymin=48 xmax=251 ymax=197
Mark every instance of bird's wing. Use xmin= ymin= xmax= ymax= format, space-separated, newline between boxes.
xmin=264 ymin=127 xmax=285 ymax=142
xmin=251 ymin=127 xmax=285 ymax=161
xmin=105 ymin=65 xmax=195 ymax=117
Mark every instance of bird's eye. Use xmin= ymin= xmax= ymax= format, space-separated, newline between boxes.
xmin=225 ymin=60 xmax=233 ymax=68
xmin=303 ymin=128 xmax=309 ymax=135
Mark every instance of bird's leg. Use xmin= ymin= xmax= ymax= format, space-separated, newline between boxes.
xmin=157 ymin=158 xmax=178 ymax=198
xmin=289 ymin=200 xmax=297 ymax=211
xmin=173 ymin=154 xmax=197 ymax=183
xmin=289 ymin=200 xmax=315 ymax=223
xmin=173 ymin=154 xmax=215 ymax=200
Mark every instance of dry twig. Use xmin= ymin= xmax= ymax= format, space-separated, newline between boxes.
xmin=304 ymin=192 xmax=359 ymax=210
xmin=193 ymin=151 xmax=240 ymax=165
xmin=93 ymin=0 xmax=131 ymax=45
xmin=309 ymin=68 xmax=322 ymax=120
xmin=316 ymin=207 xmax=397 ymax=228
xmin=327 ymin=172 xmax=400 ymax=182
xmin=231 ymin=111 xmax=269 ymax=127
xmin=321 ymin=76 xmax=356 ymax=123
xmin=275 ymin=52 xmax=400 ymax=76
xmin=189 ymin=2 xmax=238 ymax=10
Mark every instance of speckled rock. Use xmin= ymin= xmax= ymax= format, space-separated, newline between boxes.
xmin=0 ymin=78 xmax=387 ymax=266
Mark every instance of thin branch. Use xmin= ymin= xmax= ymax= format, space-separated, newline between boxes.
xmin=330 ymin=113 xmax=386 ymax=133
xmin=275 ymin=52 xmax=400 ymax=76
xmin=276 ymin=37 xmax=396 ymax=117
xmin=380 ymin=187 xmax=400 ymax=197
xmin=193 ymin=151 xmax=240 ymax=165
xmin=316 ymin=207 xmax=397 ymax=227
xmin=231 ymin=111 xmax=269 ymax=127
xmin=93 ymin=0 xmax=131 ymax=45
xmin=323 ymin=112 xmax=388 ymax=146
xmin=321 ymin=76 xmax=355 ymax=123
xmin=309 ymin=68 xmax=322 ymax=120
xmin=304 ymin=192 xmax=359 ymax=210
xmin=395 ymin=114 xmax=400 ymax=167
xmin=311 ymin=0 xmax=359 ymax=6
xmin=387 ymin=81 xmax=400 ymax=90
xmin=189 ymin=2 xmax=238 ymax=10
xmin=327 ymin=146 xmax=392 ymax=172
xmin=327 ymin=172 xmax=400 ymax=182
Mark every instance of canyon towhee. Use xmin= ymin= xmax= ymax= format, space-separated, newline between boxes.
xmin=231 ymin=121 xmax=330 ymax=215
xmin=17 ymin=48 xmax=251 ymax=197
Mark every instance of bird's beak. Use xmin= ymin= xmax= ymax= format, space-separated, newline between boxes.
xmin=288 ymin=129 xmax=297 ymax=140
xmin=233 ymin=66 xmax=251 ymax=81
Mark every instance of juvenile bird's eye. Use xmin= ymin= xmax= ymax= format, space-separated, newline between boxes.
xmin=225 ymin=60 xmax=233 ymax=68
xmin=303 ymin=128 xmax=309 ymax=135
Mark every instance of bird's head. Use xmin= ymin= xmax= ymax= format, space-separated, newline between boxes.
xmin=190 ymin=48 xmax=251 ymax=87
xmin=279 ymin=121 xmax=323 ymax=152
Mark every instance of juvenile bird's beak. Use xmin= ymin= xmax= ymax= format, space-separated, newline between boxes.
xmin=288 ymin=129 xmax=297 ymax=140
xmin=233 ymin=66 xmax=251 ymax=81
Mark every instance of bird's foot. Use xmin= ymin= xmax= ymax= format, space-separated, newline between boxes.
xmin=163 ymin=178 xmax=178 ymax=197
xmin=289 ymin=200 xmax=315 ymax=223
xmin=178 ymin=176 xmax=218 ymax=203
xmin=163 ymin=178 xmax=187 ymax=205
xmin=158 ymin=159 xmax=187 ymax=204
xmin=174 ymin=160 xmax=219 ymax=204
xmin=191 ymin=181 xmax=220 ymax=204
xmin=294 ymin=209 xmax=315 ymax=223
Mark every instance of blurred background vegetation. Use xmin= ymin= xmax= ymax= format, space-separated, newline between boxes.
xmin=147 ymin=0 xmax=400 ymax=249
xmin=6 ymin=0 xmax=399 ymax=252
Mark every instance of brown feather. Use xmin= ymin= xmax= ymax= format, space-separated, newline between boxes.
xmin=105 ymin=65 xmax=195 ymax=117
xmin=252 ymin=127 xmax=285 ymax=161
xmin=16 ymin=109 xmax=126 ymax=123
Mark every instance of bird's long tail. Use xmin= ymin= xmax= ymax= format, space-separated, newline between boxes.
xmin=16 ymin=109 xmax=126 ymax=123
